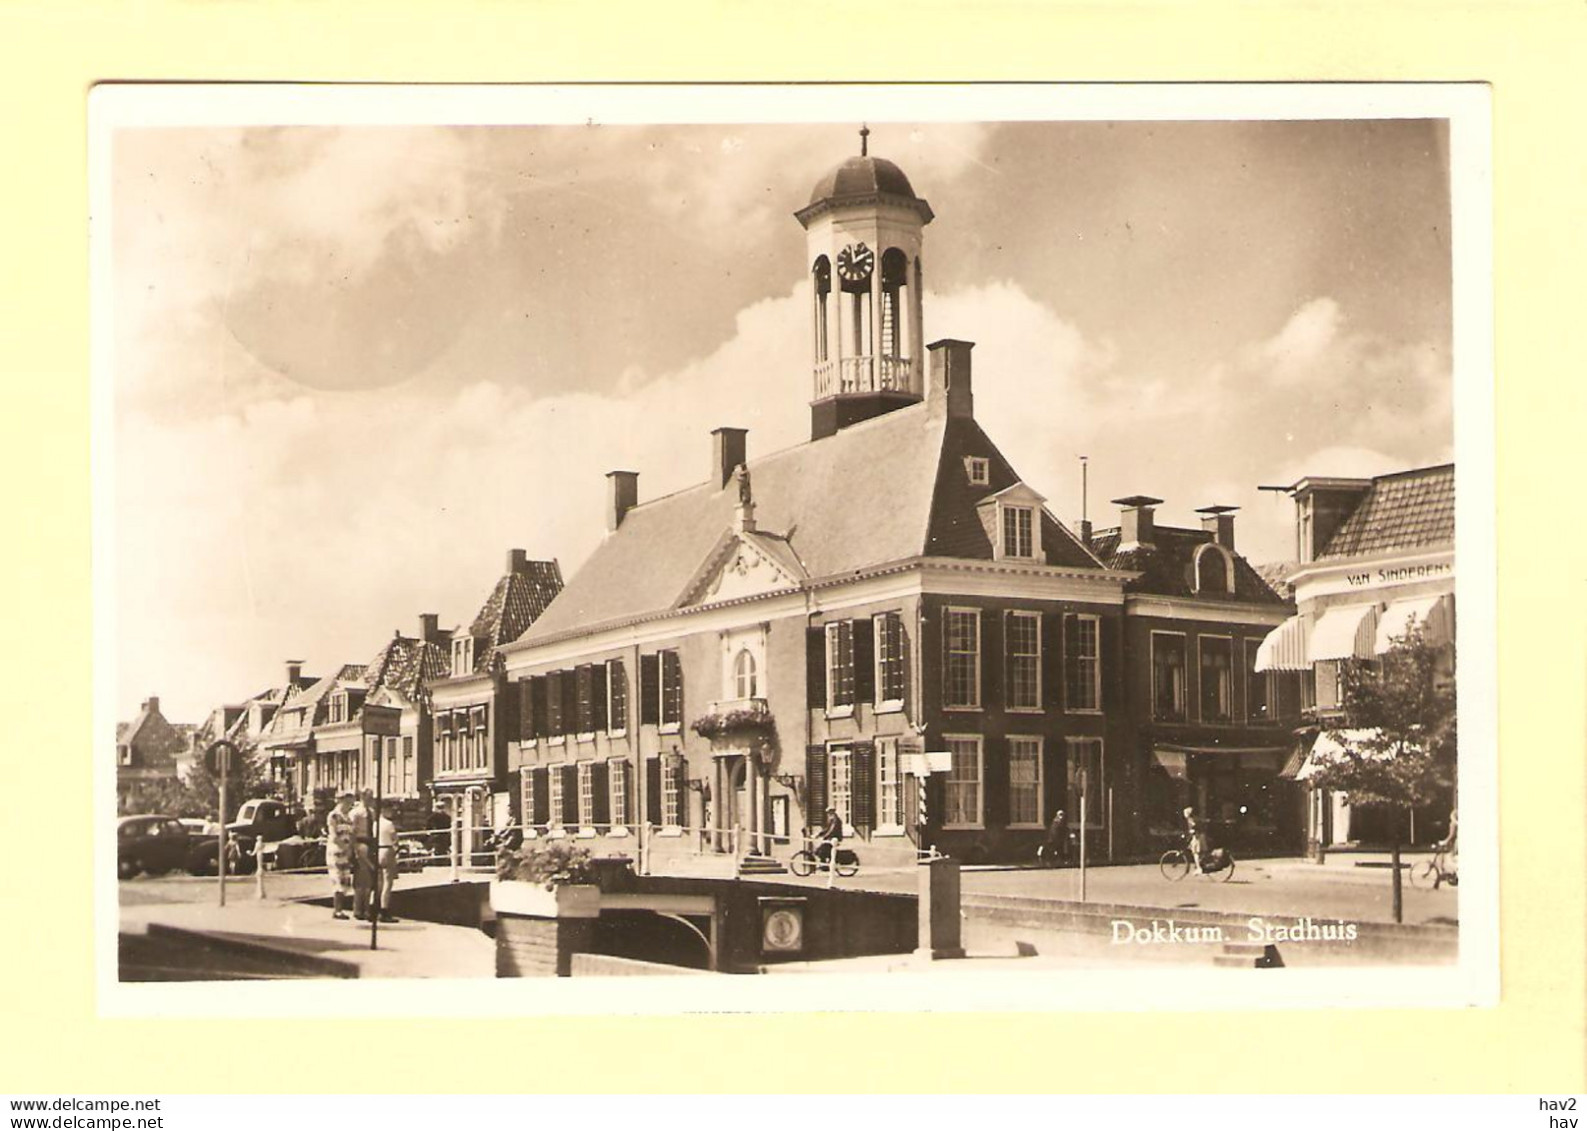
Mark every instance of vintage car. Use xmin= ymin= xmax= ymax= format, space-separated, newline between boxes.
xmin=117 ymin=814 xmax=192 ymax=879
xmin=186 ymin=798 xmax=300 ymax=875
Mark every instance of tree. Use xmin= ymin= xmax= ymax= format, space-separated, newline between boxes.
xmin=1307 ymin=622 xmax=1456 ymax=922
xmin=179 ymin=744 xmax=275 ymax=821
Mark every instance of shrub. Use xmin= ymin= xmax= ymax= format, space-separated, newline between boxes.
xmin=495 ymin=839 xmax=596 ymax=890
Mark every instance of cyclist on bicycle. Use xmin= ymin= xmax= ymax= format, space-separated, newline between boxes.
xmin=812 ymin=807 xmax=843 ymax=863
xmin=1183 ymin=806 xmax=1208 ymax=873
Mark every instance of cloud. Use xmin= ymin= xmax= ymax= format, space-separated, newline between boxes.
xmin=1251 ymin=297 xmax=1343 ymax=383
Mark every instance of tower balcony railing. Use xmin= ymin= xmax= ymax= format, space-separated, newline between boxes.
xmin=812 ymin=355 xmax=916 ymax=398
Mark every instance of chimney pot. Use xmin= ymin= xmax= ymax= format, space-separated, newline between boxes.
xmin=927 ymin=339 xmax=975 ymax=419
xmin=1196 ymin=505 xmax=1239 ymax=551
xmin=1113 ymin=495 xmax=1163 ymax=548
xmin=711 ymin=427 xmax=748 ymax=489
xmin=606 ymin=470 xmax=639 ymax=532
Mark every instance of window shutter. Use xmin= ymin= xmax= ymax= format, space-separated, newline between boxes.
xmin=562 ymin=670 xmax=580 ymax=733
xmin=852 ymin=741 xmax=876 ymax=830
xmin=646 ymin=757 xmax=662 ymax=825
xmin=562 ymin=765 xmax=579 ymax=823
xmin=517 ymin=679 xmax=534 ymax=740
xmin=1003 ymin=611 xmax=1015 ymax=709
xmin=531 ymin=768 xmax=549 ymax=825
xmin=979 ymin=608 xmax=994 ymax=710
xmin=806 ymin=744 xmax=828 ymax=824
xmin=984 ymin=736 xmax=1008 ymax=828
xmin=640 ymin=654 xmax=660 ymax=726
xmin=591 ymin=663 xmax=609 ymax=732
xmin=806 ymin=627 xmax=827 ymax=709
xmin=591 ymin=761 xmax=610 ymax=826
xmin=545 ymin=672 xmax=562 ymax=736
xmin=1045 ymin=613 xmax=1064 ymax=712
xmin=853 ymin=617 xmax=875 ymax=705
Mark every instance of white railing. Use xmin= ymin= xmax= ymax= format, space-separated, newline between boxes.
xmin=813 ymin=355 xmax=916 ymax=398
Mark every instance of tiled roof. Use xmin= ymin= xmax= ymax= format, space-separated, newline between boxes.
xmin=1253 ymin=561 xmax=1297 ymax=600
xmin=468 ymin=560 xmax=564 ymax=670
xmin=1319 ymin=464 xmax=1455 ymax=559
xmin=516 ymin=404 xmax=1101 ymax=646
xmin=363 ymin=635 xmax=451 ymax=709
xmin=1089 ymin=526 xmax=1287 ymax=605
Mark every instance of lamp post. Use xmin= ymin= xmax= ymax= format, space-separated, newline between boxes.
xmin=362 ymin=704 xmax=402 ymax=951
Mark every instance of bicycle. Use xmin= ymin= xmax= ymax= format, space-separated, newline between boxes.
xmin=790 ymin=839 xmax=859 ymax=878
xmin=1159 ymin=839 xmax=1235 ymax=882
xmin=1408 ymin=844 xmax=1457 ymax=889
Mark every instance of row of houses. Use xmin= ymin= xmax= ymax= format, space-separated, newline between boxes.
xmin=156 ymin=142 xmax=1457 ymax=865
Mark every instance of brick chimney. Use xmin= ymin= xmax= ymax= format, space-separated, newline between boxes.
xmin=927 ymin=339 xmax=975 ymax=419
xmin=1114 ymin=496 xmax=1163 ymax=549
xmin=1196 ymin=505 xmax=1238 ymax=551
xmin=1077 ymin=519 xmax=1093 ymax=549
xmin=507 ymin=548 xmax=528 ymax=574
xmin=607 ymin=470 xmax=639 ymax=532
xmin=286 ymin=661 xmax=304 ymax=687
xmin=711 ymin=427 xmax=748 ymax=489
xmin=143 ymin=695 xmax=160 ymax=715
xmin=418 ymin=613 xmax=444 ymax=645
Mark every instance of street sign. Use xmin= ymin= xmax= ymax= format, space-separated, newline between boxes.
xmin=204 ymin=740 xmax=239 ymax=778
xmin=362 ymin=703 xmax=402 ymax=737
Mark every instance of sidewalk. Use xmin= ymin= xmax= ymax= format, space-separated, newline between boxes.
xmin=119 ymin=890 xmax=495 ymax=979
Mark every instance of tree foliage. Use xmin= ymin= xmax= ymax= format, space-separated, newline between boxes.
xmin=1307 ymin=622 xmax=1457 ymax=811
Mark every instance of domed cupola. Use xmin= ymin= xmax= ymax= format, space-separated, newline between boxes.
xmin=796 ymin=127 xmax=933 ymax=440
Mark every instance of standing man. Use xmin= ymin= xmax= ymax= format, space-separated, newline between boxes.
xmin=374 ymin=801 xmax=399 ymax=924
xmin=351 ymin=790 xmax=374 ymax=921
xmin=325 ymin=791 xmax=356 ymax=921
xmin=1042 ymin=809 xmax=1070 ymax=867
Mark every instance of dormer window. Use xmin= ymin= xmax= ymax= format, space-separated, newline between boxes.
xmin=1002 ymin=505 xmax=1034 ymax=559
xmin=980 ymin=483 xmax=1047 ymax=562
xmin=1193 ymin=543 xmax=1234 ymax=594
xmin=329 ymin=692 xmax=347 ymax=724
xmin=452 ymin=636 xmax=474 ymax=675
xmin=965 ymin=457 xmax=990 ymax=486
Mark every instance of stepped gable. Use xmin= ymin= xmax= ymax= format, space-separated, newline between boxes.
xmin=1090 ymin=526 xmax=1286 ymax=604
xmin=1318 ymin=463 xmax=1454 ymax=559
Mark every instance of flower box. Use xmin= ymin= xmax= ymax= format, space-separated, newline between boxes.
xmin=489 ymin=879 xmax=600 ymax=920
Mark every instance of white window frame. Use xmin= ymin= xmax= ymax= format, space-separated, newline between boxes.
xmin=876 ymin=738 xmax=904 ymax=834
xmin=472 ymin=705 xmax=488 ymax=770
xmin=825 ymin=620 xmax=855 ymax=717
xmin=606 ymin=659 xmax=628 ymax=737
xmin=607 ymin=758 xmax=630 ymax=833
xmin=547 ymin=763 xmax=566 ymax=830
xmin=965 ymin=456 xmax=990 ymax=486
xmin=402 ymin=736 xmax=415 ymax=794
xmin=576 ymin=761 xmax=597 ymax=836
xmin=453 ymin=636 xmax=474 ymax=675
xmin=329 ymin=692 xmax=346 ymax=724
xmin=943 ymin=607 xmax=982 ymax=711
xmin=661 ymin=756 xmax=683 ymax=830
xmin=943 ymin=734 xmax=984 ymax=830
xmin=659 ymin=650 xmax=683 ymax=735
xmin=1151 ymin=630 xmax=1189 ymax=722
xmin=828 ymin=744 xmax=854 ymax=829
xmin=1193 ymin=543 xmax=1235 ymax=594
xmin=1006 ymin=610 xmax=1043 ymax=712
xmin=1065 ymin=613 xmax=1102 ymax=714
xmin=1001 ymin=503 xmax=1036 ymax=560
xmin=520 ymin=770 xmax=538 ymax=836
xmin=1065 ymin=736 xmax=1106 ymax=830
xmin=733 ymin=648 xmax=758 ymax=700
xmin=1197 ymin=634 xmax=1235 ymax=724
xmin=1007 ymin=735 xmax=1044 ymax=829
xmin=873 ymin=611 xmax=906 ymax=712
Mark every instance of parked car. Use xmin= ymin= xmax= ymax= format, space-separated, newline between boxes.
xmin=185 ymin=798 xmax=298 ymax=876
xmin=117 ymin=815 xmax=192 ymax=879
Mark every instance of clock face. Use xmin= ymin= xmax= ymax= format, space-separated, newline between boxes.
xmin=835 ymin=242 xmax=875 ymax=284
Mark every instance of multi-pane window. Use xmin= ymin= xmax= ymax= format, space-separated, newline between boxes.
xmin=521 ymin=770 xmax=537 ymax=831
xmin=577 ymin=762 xmax=595 ymax=827
xmin=944 ymin=608 xmax=981 ymax=709
xmin=828 ymin=746 xmax=853 ymax=825
xmin=1152 ymin=633 xmax=1188 ymax=721
xmin=1066 ymin=737 xmax=1104 ymax=828
xmin=607 ymin=660 xmax=628 ymax=733
xmin=875 ymin=612 xmax=906 ymax=705
xmin=944 ymin=736 xmax=983 ymax=828
xmin=965 ymin=456 xmax=989 ymax=486
xmin=1002 ymin=504 xmax=1035 ymax=559
xmin=452 ymin=636 xmax=474 ymax=675
xmin=548 ymin=764 xmax=566 ymax=827
xmin=1006 ymin=611 xmax=1042 ymax=710
xmin=660 ymin=650 xmax=683 ymax=730
xmin=661 ymin=756 xmax=683 ymax=827
xmin=734 ymin=649 xmax=758 ymax=699
xmin=329 ymin=693 xmax=346 ymax=724
xmin=1199 ymin=637 xmax=1234 ymax=723
xmin=1065 ymin=614 xmax=1101 ymax=712
xmin=1244 ymin=640 xmax=1272 ymax=722
xmin=877 ymin=740 xmax=903 ymax=829
xmin=826 ymin=621 xmax=855 ymax=710
xmin=1008 ymin=737 xmax=1043 ymax=827
xmin=402 ymin=736 xmax=414 ymax=794
xmin=471 ymin=705 xmax=488 ymax=769
xmin=608 ymin=759 xmax=630 ymax=827
xmin=385 ymin=737 xmax=398 ymax=793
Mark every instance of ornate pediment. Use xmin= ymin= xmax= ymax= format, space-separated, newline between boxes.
xmin=677 ymin=532 xmax=806 ymax=608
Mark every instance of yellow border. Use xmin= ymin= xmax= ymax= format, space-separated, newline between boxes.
xmin=6 ymin=0 xmax=1586 ymax=1095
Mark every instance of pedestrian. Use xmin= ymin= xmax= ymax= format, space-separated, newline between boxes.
xmin=350 ymin=790 xmax=374 ymax=920
xmin=325 ymin=791 xmax=356 ymax=920
xmin=374 ymin=801 xmax=399 ymax=924
xmin=1041 ymin=809 xmax=1070 ymax=867
xmin=1183 ymin=806 xmax=1207 ymax=873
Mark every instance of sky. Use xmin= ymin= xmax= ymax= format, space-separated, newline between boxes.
xmin=111 ymin=117 xmax=1453 ymax=723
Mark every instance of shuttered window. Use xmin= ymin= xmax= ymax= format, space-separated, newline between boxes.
xmin=660 ymin=650 xmax=683 ymax=730
xmin=875 ymin=612 xmax=906 ymax=705
xmin=826 ymin=621 xmax=855 ymax=710
xmin=661 ymin=755 xmax=683 ymax=827
xmin=645 ymin=757 xmax=662 ymax=825
xmin=578 ymin=762 xmax=595 ymax=826
xmin=828 ymin=746 xmax=853 ymax=824
xmin=877 ymin=739 xmax=903 ymax=829
xmin=805 ymin=744 xmax=828 ymax=824
xmin=547 ymin=764 xmax=566 ymax=827
xmin=640 ymin=654 xmax=660 ymax=726
xmin=852 ymin=741 xmax=876 ymax=830
xmin=607 ymin=660 xmax=629 ymax=733
xmin=546 ymin=672 xmax=565 ymax=736
xmin=607 ymin=759 xmax=630 ymax=826
xmin=576 ymin=666 xmax=595 ymax=733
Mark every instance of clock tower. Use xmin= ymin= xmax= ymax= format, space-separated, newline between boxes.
xmin=796 ymin=127 xmax=933 ymax=440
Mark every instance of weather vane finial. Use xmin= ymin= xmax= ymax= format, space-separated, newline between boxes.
xmin=859 ymin=123 xmax=870 ymax=157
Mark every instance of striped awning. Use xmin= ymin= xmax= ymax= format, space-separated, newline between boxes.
xmin=1253 ymin=614 xmax=1309 ymax=672
xmin=1375 ymin=592 xmax=1454 ymax=653
xmin=1309 ymin=604 xmax=1380 ymax=663
xmin=1294 ymin=727 xmax=1414 ymax=781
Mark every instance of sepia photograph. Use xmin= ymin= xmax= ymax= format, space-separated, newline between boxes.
xmin=93 ymin=84 xmax=1494 ymax=1011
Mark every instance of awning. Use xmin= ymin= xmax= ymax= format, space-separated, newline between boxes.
xmin=1374 ymin=593 xmax=1454 ymax=653
xmin=1254 ymin=614 xmax=1310 ymax=672
xmin=1150 ymin=749 xmax=1188 ymax=780
xmin=1309 ymin=604 xmax=1379 ymax=663
xmin=1294 ymin=727 xmax=1419 ymax=781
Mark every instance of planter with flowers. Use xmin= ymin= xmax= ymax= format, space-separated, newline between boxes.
xmin=691 ymin=699 xmax=778 ymax=763
xmin=491 ymin=840 xmax=601 ymax=976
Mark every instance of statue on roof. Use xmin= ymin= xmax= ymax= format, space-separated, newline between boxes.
xmin=735 ymin=463 xmax=753 ymax=507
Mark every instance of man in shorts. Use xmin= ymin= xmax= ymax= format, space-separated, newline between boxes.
xmin=325 ymin=791 xmax=357 ymax=920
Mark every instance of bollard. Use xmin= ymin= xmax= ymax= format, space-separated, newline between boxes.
xmin=915 ymin=855 xmax=966 ymax=960
xmin=255 ymin=837 xmax=267 ymax=899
